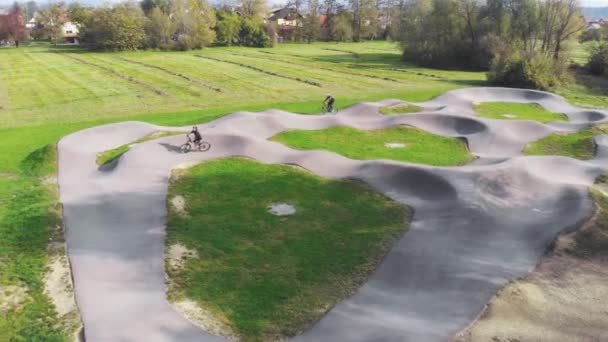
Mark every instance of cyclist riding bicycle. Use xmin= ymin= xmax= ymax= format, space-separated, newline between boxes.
xmin=323 ymin=95 xmax=335 ymax=113
xmin=190 ymin=126 xmax=202 ymax=145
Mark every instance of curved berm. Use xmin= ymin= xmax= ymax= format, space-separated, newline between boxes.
xmin=57 ymin=87 xmax=608 ymax=341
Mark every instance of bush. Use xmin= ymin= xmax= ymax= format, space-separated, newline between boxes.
xmin=587 ymin=43 xmax=608 ymax=76
xmin=237 ymin=19 xmax=272 ymax=47
xmin=487 ymin=52 xmax=570 ymax=90
xmin=85 ymin=4 xmax=146 ymax=50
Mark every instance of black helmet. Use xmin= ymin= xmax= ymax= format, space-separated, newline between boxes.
xmin=192 ymin=126 xmax=198 ymax=131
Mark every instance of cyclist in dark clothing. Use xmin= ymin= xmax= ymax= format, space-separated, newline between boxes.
xmin=190 ymin=126 xmax=202 ymax=144
xmin=323 ymin=95 xmax=335 ymax=113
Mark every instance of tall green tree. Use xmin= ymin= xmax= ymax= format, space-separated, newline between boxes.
xmin=86 ymin=4 xmax=146 ymax=50
xmin=350 ymin=0 xmax=377 ymax=41
xmin=145 ymin=6 xmax=175 ymax=48
xmin=239 ymin=0 xmax=267 ymax=19
xmin=215 ymin=10 xmax=242 ymax=46
xmin=330 ymin=8 xmax=352 ymax=41
xmin=302 ymin=0 xmax=321 ymax=43
xmin=172 ymin=0 xmax=216 ymax=50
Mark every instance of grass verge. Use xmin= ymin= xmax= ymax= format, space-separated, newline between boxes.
xmin=0 ymin=145 xmax=79 ymax=341
xmin=474 ymin=102 xmax=568 ymax=123
xmin=271 ymin=126 xmax=473 ymax=166
xmin=524 ymin=124 xmax=608 ymax=160
xmin=379 ymin=103 xmax=422 ymax=114
xmin=569 ymin=180 xmax=608 ymax=258
xmin=166 ymin=158 xmax=410 ymax=340
xmin=96 ymin=131 xmax=184 ymax=166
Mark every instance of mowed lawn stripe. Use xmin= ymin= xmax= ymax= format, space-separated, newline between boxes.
xmin=113 ymin=56 xmax=225 ymax=93
xmin=134 ymin=54 xmax=299 ymax=96
xmin=254 ymin=49 xmax=436 ymax=83
xmin=89 ymin=54 xmax=204 ymax=97
xmin=8 ymin=49 xmax=149 ymax=112
xmin=193 ymin=54 xmax=323 ymax=87
xmin=24 ymin=51 xmax=104 ymax=104
xmin=59 ymin=53 xmax=167 ymax=96
xmin=223 ymin=51 xmax=407 ymax=89
xmin=91 ymin=54 xmax=220 ymax=98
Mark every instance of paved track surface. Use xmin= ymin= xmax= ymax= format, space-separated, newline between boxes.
xmin=58 ymin=87 xmax=608 ymax=341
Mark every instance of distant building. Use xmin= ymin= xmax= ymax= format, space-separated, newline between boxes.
xmin=26 ymin=15 xmax=36 ymax=29
xmin=62 ymin=21 xmax=79 ymax=44
xmin=266 ymin=7 xmax=303 ymax=42
xmin=588 ymin=20 xmax=602 ymax=30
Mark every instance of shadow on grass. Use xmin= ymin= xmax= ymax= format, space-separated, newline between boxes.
xmin=575 ymin=72 xmax=608 ymax=97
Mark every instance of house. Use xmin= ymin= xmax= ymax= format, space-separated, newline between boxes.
xmin=62 ymin=21 xmax=79 ymax=44
xmin=25 ymin=15 xmax=36 ymax=29
xmin=587 ymin=19 xmax=607 ymax=31
xmin=266 ymin=7 xmax=303 ymax=42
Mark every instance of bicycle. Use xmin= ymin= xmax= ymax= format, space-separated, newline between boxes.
xmin=322 ymin=103 xmax=337 ymax=114
xmin=180 ymin=134 xmax=211 ymax=153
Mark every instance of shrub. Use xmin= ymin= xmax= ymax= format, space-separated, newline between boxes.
xmin=587 ymin=43 xmax=608 ymax=76
xmin=85 ymin=4 xmax=146 ymax=50
xmin=237 ymin=19 xmax=272 ymax=47
xmin=487 ymin=52 xmax=570 ymax=90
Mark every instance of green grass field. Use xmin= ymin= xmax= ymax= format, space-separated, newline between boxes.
xmin=524 ymin=124 xmax=608 ymax=159
xmin=0 ymin=42 xmax=486 ymax=128
xmin=166 ymin=158 xmax=409 ymax=340
xmin=272 ymin=126 xmax=473 ymax=166
xmin=475 ymin=102 xmax=568 ymax=123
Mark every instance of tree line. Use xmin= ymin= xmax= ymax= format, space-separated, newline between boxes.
xmin=395 ymin=0 xmax=588 ymax=89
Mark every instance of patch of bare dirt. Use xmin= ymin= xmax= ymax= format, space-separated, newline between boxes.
xmin=170 ymin=195 xmax=188 ymax=218
xmin=44 ymin=255 xmax=78 ymax=317
xmin=41 ymin=175 xmax=58 ymax=185
xmin=167 ymin=243 xmax=198 ymax=271
xmin=0 ymin=284 xmax=29 ymax=313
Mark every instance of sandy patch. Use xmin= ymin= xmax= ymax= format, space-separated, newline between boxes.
xmin=170 ymin=195 xmax=188 ymax=217
xmin=172 ymin=298 xmax=235 ymax=338
xmin=502 ymin=114 xmax=517 ymax=119
xmin=0 ymin=284 xmax=29 ymax=313
xmin=168 ymin=243 xmax=199 ymax=271
xmin=267 ymin=203 xmax=296 ymax=216
xmin=44 ymin=255 xmax=78 ymax=317
xmin=384 ymin=142 xmax=407 ymax=148
xmin=41 ymin=175 xmax=58 ymax=185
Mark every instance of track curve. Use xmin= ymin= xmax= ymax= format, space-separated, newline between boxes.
xmin=58 ymin=87 xmax=608 ymax=341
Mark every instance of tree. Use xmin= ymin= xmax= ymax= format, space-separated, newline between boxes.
xmin=86 ymin=4 xmax=146 ymax=50
xmin=24 ymin=1 xmax=37 ymax=21
xmin=141 ymin=0 xmax=171 ymax=15
xmin=239 ymin=0 xmax=267 ymax=19
xmin=145 ymin=7 xmax=175 ymax=49
xmin=172 ymin=0 xmax=216 ymax=50
xmin=587 ymin=43 xmax=608 ymax=76
xmin=215 ymin=10 xmax=242 ymax=46
xmin=2 ymin=3 xmax=27 ymax=47
xmin=321 ymin=0 xmax=339 ymax=40
xmin=350 ymin=0 xmax=376 ymax=41
xmin=37 ymin=4 xmax=68 ymax=45
xmin=68 ymin=2 xmax=93 ymax=29
xmin=302 ymin=0 xmax=321 ymax=43
xmin=330 ymin=9 xmax=352 ymax=41
xmin=238 ymin=17 xmax=272 ymax=47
